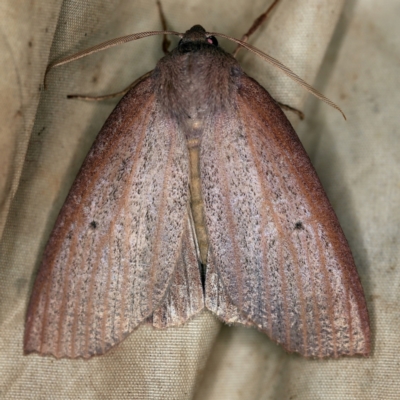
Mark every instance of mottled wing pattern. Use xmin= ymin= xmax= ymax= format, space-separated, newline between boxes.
xmin=203 ymin=75 xmax=370 ymax=358
xmin=149 ymin=213 xmax=204 ymax=328
xmin=205 ymin=252 xmax=254 ymax=327
xmin=24 ymin=77 xmax=203 ymax=358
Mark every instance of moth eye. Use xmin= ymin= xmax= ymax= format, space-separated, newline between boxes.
xmin=207 ymin=36 xmax=218 ymax=46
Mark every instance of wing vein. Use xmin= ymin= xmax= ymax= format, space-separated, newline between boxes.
xmin=245 ymin=100 xmax=337 ymax=356
xmin=214 ymin=118 xmax=245 ymax=311
xmin=147 ymin=120 xmax=178 ymax=313
xmin=246 ymin=99 xmax=333 ymax=354
xmin=81 ymin=98 xmax=154 ymax=355
xmin=243 ymin=102 xmax=307 ymax=352
xmin=116 ymin=109 xmax=155 ymax=341
xmin=238 ymin=110 xmax=278 ymax=340
xmin=54 ymin=230 xmax=79 ymax=357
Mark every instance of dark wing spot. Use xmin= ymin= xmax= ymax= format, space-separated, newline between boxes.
xmin=294 ymin=221 xmax=303 ymax=230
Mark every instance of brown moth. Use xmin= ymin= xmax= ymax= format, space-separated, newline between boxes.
xmin=24 ymin=9 xmax=370 ymax=359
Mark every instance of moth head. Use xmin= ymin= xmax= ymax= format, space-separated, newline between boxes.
xmin=178 ymin=25 xmax=219 ymax=52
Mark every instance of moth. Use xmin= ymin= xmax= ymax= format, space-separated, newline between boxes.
xmin=24 ymin=4 xmax=370 ymax=359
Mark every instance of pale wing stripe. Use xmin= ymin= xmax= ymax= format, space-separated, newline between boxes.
xmin=241 ymin=107 xmax=305 ymax=353
xmin=53 ymin=235 xmax=75 ymax=356
xmin=244 ymin=100 xmax=339 ymax=356
xmin=127 ymin=194 xmax=146 ymax=331
xmin=80 ymin=103 xmax=154 ymax=357
xmin=147 ymin=122 xmax=178 ymax=313
xmin=315 ymin=230 xmax=337 ymax=356
xmin=246 ymin=115 xmax=306 ymax=353
xmin=41 ymin=96 xmax=154 ymax=357
xmin=248 ymin=107 xmax=332 ymax=356
xmin=249 ymin=138 xmax=291 ymax=349
xmin=213 ymin=117 xmax=246 ymax=311
xmin=208 ymin=113 xmax=291 ymax=342
xmin=77 ymin=215 xmax=113 ymax=356
xmin=100 ymin=236 xmax=114 ymax=354
xmin=53 ymin=224 xmax=85 ymax=356
xmin=203 ymin=114 xmax=290 ymax=341
xmin=299 ymin=231 xmax=322 ymax=356
xmin=69 ymin=257 xmax=84 ymax=358
xmin=29 ymin=115 xmax=121 ymax=355
xmin=208 ymin=99 xmax=303 ymax=352
xmin=106 ymin=114 xmax=188 ymax=339
xmin=118 ymin=114 xmax=161 ymax=341
xmin=318 ymin=229 xmax=352 ymax=355
xmin=110 ymin=115 xmax=189 ymax=335
xmin=38 ymin=214 xmax=74 ymax=354
xmin=243 ymin=102 xmax=314 ymax=353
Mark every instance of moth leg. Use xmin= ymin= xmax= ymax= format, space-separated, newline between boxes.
xmin=156 ymin=0 xmax=171 ymax=54
xmin=66 ymin=70 xmax=153 ymax=101
xmin=277 ymin=102 xmax=305 ymax=120
xmin=233 ymin=0 xmax=281 ymax=57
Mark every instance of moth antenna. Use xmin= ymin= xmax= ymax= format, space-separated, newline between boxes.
xmin=233 ymin=0 xmax=280 ymax=57
xmin=44 ymin=30 xmax=182 ymax=88
xmin=156 ymin=0 xmax=171 ymax=54
xmin=213 ymin=33 xmax=346 ymax=120
xmin=67 ymin=70 xmax=153 ymax=101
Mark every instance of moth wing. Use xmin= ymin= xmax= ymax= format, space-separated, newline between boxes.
xmin=203 ymin=75 xmax=370 ymax=358
xmin=150 ymin=212 xmax=204 ymax=328
xmin=24 ymin=77 xmax=203 ymax=359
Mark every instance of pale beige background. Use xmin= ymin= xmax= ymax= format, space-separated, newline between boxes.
xmin=0 ymin=0 xmax=398 ymax=398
